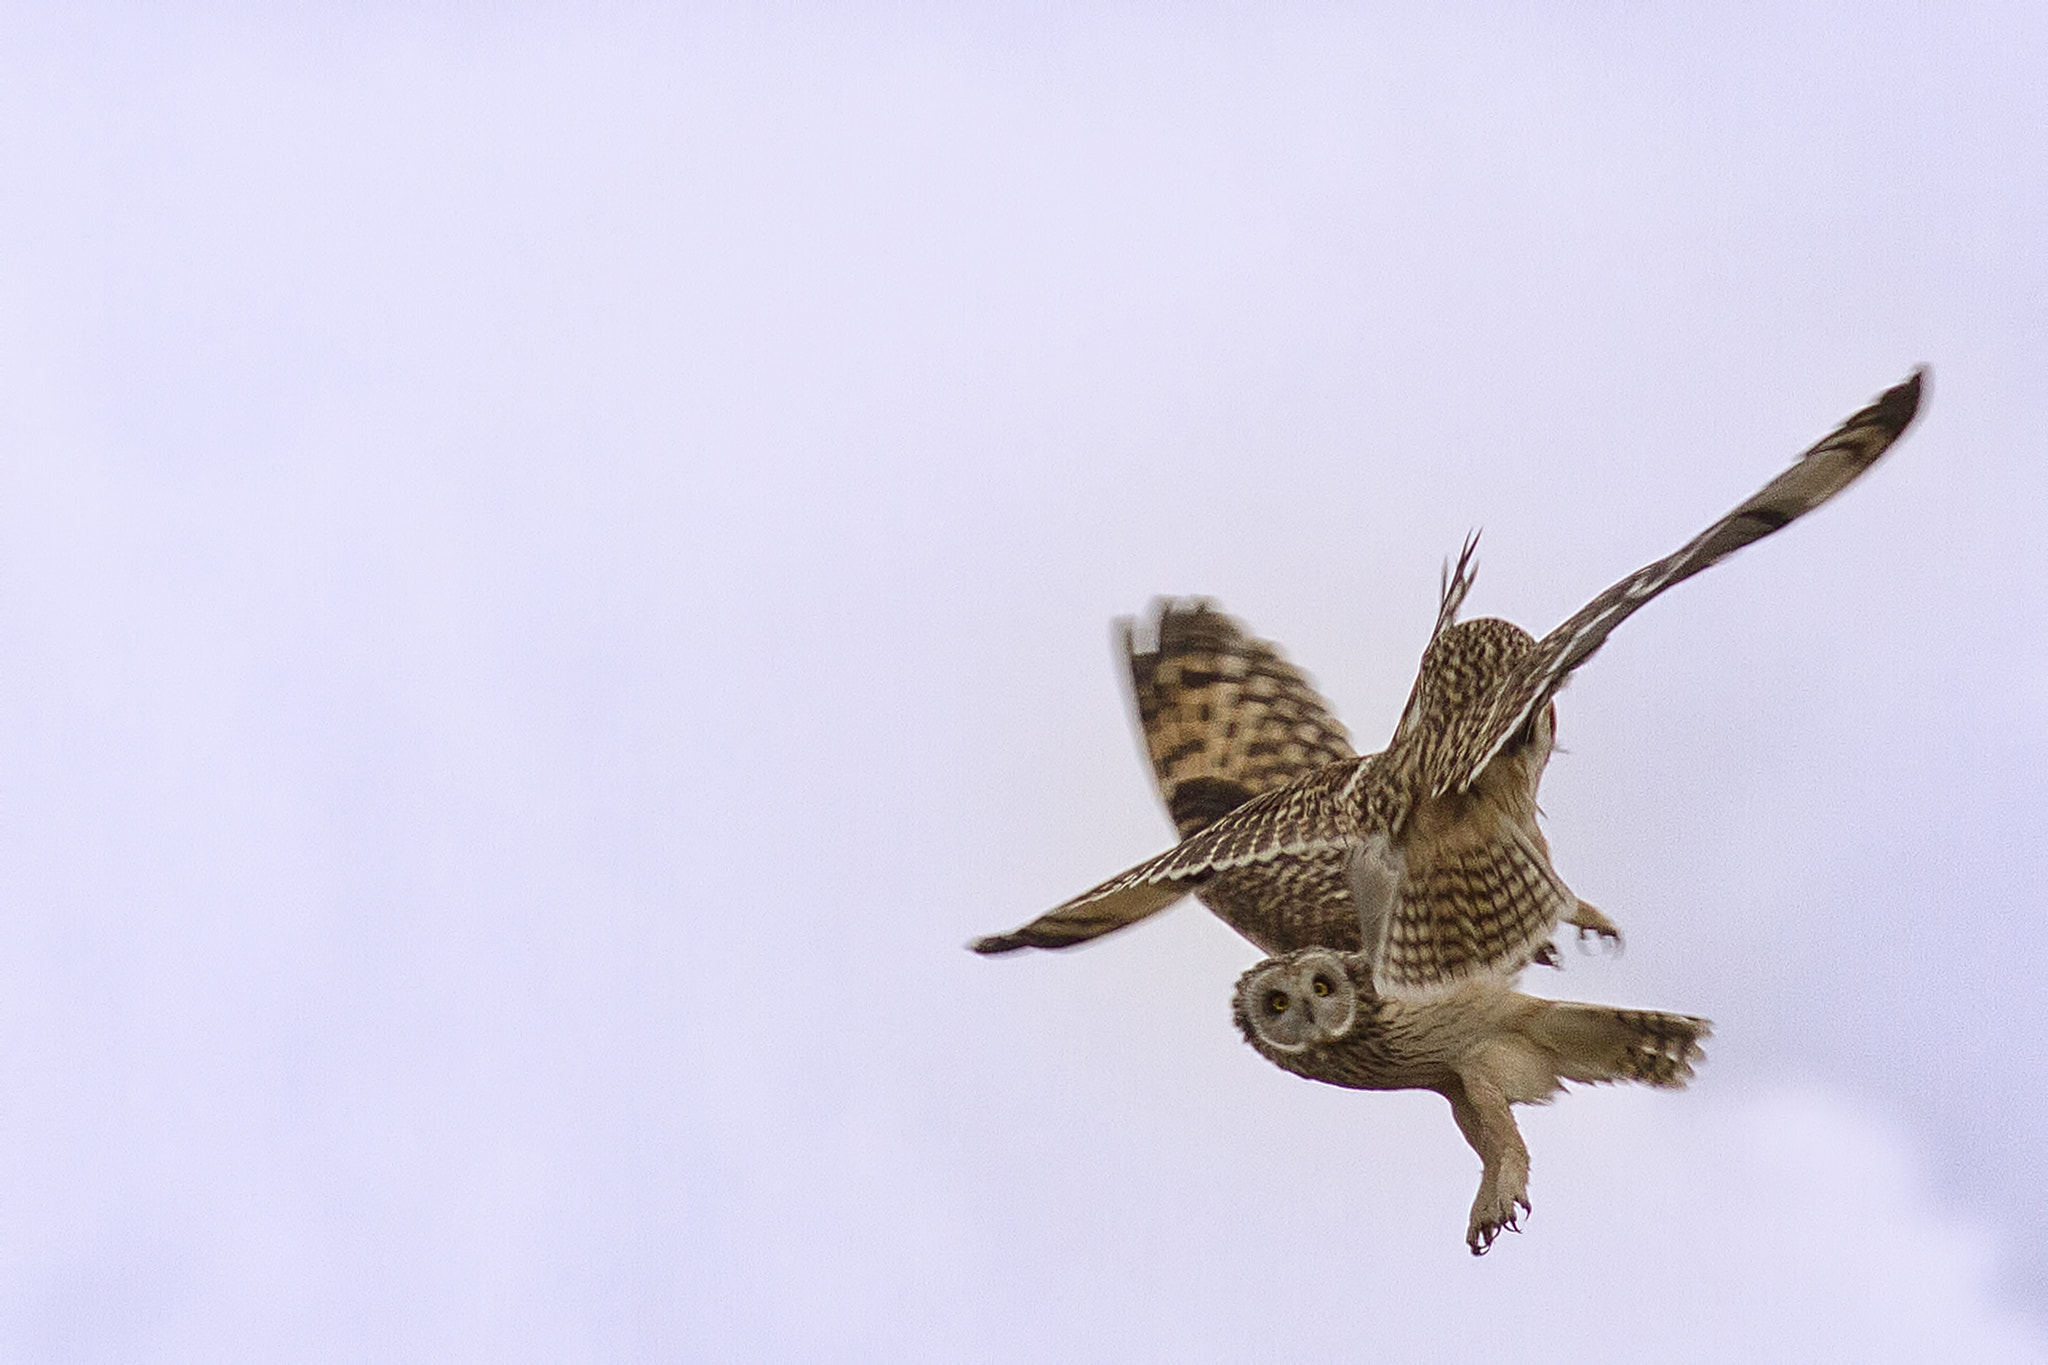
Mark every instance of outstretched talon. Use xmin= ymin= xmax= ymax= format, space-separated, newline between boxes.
xmin=1466 ymin=1192 xmax=1531 ymax=1256
xmin=1569 ymin=899 xmax=1623 ymax=954
xmin=1531 ymin=941 xmax=1561 ymax=969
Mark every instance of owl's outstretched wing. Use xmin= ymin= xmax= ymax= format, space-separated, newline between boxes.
xmin=1123 ymin=599 xmax=1357 ymax=837
xmin=1422 ymin=368 xmax=1925 ymax=799
xmin=969 ymin=762 xmax=1365 ymax=954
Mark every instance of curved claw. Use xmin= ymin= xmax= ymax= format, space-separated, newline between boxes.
xmin=1576 ymin=923 xmax=1624 ymax=956
xmin=1569 ymin=899 xmax=1624 ymax=956
xmin=1466 ymin=1197 xmax=1532 ymax=1256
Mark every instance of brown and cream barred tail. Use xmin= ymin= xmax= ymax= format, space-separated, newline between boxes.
xmin=1526 ymin=1001 xmax=1712 ymax=1089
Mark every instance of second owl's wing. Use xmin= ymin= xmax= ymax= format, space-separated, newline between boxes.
xmin=968 ymin=764 xmax=1364 ymax=954
xmin=1122 ymin=599 xmax=1357 ymax=838
xmin=1428 ymin=369 xmax=1925 ymax=798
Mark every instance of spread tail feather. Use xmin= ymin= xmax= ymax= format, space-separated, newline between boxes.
xmin=1526 ymin=1000 xmax=1711 ymax=1089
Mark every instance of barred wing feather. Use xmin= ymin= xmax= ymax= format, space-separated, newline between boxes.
xmin=970 ymin=764 xmax=1364 ymax=954
xmin=1435 ymin=369 xmax=1924 ymax=798
xmin=1123 ymin=600 xmax=1356 ymax=838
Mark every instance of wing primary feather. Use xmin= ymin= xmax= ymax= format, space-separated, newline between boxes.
xmin=969 ymin=880 xmax=1191 ymax=954
xmin=969 ymin=767 xmax=1363 ymax=954
xmin=1436 ymin=531 xmax=1482 ymax=640
xmin=1450 ymin=368 xmax=1924 ymax=793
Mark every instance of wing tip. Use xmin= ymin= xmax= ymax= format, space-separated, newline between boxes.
xmin=1114 ymin=615 xmax=1137 ymax=657
xmin=967 ymin=932 xmax=1028 ymax=955
xmin=968 ymin=926 xmax=1088 ymax=954
xmin=1120 ymin=595 xmax=1228 ymax=665
xmin=1437 ymin=532 xmax=1481 ymax=627
xmin=1874 ymin=367 xmax=1927 ymax=435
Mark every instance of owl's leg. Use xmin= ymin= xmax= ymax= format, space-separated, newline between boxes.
xmin=1442 ymin=1073 xmax=1531 ymax=1256
xmin=1567 ymin=899 xmax=1623 ymax=952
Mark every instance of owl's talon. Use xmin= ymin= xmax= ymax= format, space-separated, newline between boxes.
xmin=1466 ymin=1191 xmax=1531 ymax=1255
xmin=1568 ymin=900 xmax=1623 ymax=955
xmin=1576 ymin=925 xmax=1623 ymax=955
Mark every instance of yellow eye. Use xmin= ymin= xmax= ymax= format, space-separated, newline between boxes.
xmin=1311 ymin=977 xmax=1332 ymax=998
xmin=1266 ymin=991 xmax=1290 ymax=1015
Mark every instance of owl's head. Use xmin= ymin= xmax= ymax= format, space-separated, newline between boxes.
xmin=1233 ymin=948 xmax=1359 ymax=1055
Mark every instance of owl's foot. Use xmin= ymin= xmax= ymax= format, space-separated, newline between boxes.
xmin=1569 ymin=899 xmax=1623 ymax=954
xmin=1447 ymin=1073 xmax=1533 ymax=1256
xmin=1466 ymin=1185 xmax=1531 ymax=1256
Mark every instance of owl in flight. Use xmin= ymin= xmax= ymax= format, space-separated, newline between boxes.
xmin=972 ymin=372 xmax=1924 ymax=1253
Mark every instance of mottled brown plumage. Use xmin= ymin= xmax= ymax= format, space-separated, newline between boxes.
xmin=1235 ymin=948 xmax=1708 ymax=1252
xmin=1124 ymin=599 xmax=1357 ymax=839
xmin=1122 ymin=602 xmax=1364 ymax=951
xmin=972 ymin=370 xmax=1924 ymax=996
xmin=971 ymin=371 xmax=1925 ymax=1253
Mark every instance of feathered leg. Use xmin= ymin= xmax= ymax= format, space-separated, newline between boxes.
xmin=1442 ymin=1072 xmax=1531 ymax=1255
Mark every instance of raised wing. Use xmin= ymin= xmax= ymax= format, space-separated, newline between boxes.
xmin=1434 ymin=368 xmax=1924 ymax=797
xmin=1123 ymin=599 xmax=1357 ymax=838
xmin=1386 ymin=534 xmax=1484 ymax=756
xmin=969 ymin=762 xmax=1365 ymax=954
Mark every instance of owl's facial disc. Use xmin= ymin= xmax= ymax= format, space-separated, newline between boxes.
xmin=1295 ymin=949 xmax=1358 ymax=1039
xmin=1239 ymin=950 xmax=1357 ymax=1054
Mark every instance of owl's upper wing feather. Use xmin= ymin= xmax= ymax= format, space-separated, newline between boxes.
xmin=1124 ymin=600 xmax=1356 ymax=838
xmin=1425 ymin=368 xmax=1925 ymax=798
xmin=969 ymin=764 xmax=1363 ymax=954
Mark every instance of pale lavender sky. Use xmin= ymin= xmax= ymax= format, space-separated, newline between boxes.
xmin=0 ymin=4 xmax=2044 ymax=1361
